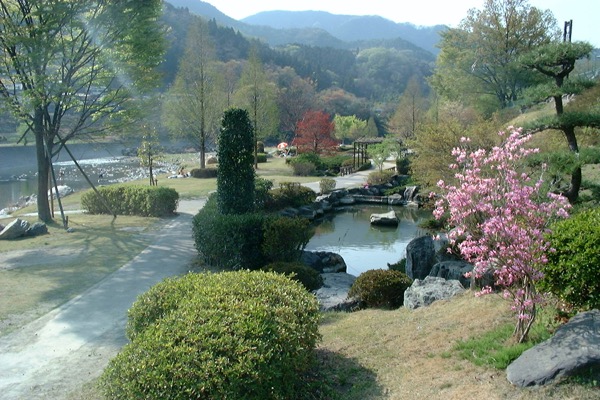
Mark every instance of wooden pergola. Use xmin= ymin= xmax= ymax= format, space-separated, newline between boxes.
xmin=352 ymin=137 xmax=384 ymax=169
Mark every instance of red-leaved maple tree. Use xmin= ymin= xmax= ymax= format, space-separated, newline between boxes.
xmin=292 ymin=110 xmax=338 ymax=154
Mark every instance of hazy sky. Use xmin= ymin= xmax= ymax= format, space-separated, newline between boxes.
xmin=207 ymin=0 xmax=599 ymax=47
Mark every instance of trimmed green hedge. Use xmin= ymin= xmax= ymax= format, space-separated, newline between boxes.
xmin=193 ymin=206 xmax=266 ymax=270
xmin=348 ymin=269 xmax=413 ymax=309
xmin=81 ymin=185 xmax=179 ymax=217
xmin=101 ymin=271 xmax=321 ymax=400
xmin=192 ymin=195 xmax=313 ymax=270
xmin=190 ymin=167 xmax=218 ymax=178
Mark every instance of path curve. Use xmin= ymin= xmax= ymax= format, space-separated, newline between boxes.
xmin=0 ymin=199 xmax=205 ymax=400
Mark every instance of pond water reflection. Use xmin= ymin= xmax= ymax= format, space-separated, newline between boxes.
xmin=305 ymin=204 xmax=431 ymax=276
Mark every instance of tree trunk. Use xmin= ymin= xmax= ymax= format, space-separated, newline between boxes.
xmin=34 ymin=111 xmax=52 ymax=222
xmin=559 ymin=103 xmax=580 ymax=203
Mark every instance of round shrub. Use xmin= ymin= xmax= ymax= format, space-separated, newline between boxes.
xmin=291 ymin=161 xmax=317 ymax=176
xmin=319 ymin=178 xmax=336 ymax=194
xmin=348 ymin=269 xmax=413 ymax=309
xmin=262 ymin=261 xmax=324 ymax=291
xmin=101 ymin=271 xmax=321 ymax=400
xmin=540 ymin=208 xmax=600 ymax=310
xmin=367 ymin=170 xmax=395 ymax=186
xmin=265 ymin=182 xmax=316 ymax=211
xmin=256 ymin=152 xmax=268 ymax=163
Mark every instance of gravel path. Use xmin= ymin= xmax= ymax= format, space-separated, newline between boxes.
xmin=0 ymin=200 xmax=205 ymax=400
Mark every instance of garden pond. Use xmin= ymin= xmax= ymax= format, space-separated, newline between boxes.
xmin=305 ymin=204 xmax=432 ymax=276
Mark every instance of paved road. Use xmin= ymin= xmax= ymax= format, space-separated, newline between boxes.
xmin=0 ymin=166 xmax=383 ymax=399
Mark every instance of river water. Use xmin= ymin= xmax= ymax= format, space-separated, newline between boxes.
xmin=305 ymin=204 xmax=431 ymax=276
xmin=0 ymin=143 xmax=141 ymax=210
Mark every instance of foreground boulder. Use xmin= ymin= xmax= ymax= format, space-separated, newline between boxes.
xmin=370 ymin=210 xmax=398 ymax=226
xmin=405 ymin=235 xmax=437 ymax=280
xmin=0 ymin=218 xmax=30 ymax=240
xmin=429 ymin=260 xmax=473 ymax=288
xmin=506 ymin=309 xmax=600 ymax=387
xmin=301 ymin=251 xmax=347 ymax=273
xmin=403 ymin=276 xmax=465 ymax=310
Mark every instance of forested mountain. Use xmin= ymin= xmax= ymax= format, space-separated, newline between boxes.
xmin=159 ymin=3 xmax=434 ymax=103
xmin=164 ymin=0 xmax=444 ymax=54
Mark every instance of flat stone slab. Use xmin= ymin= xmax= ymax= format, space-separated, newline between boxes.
xmin=506 ymin=309 xmax=600 ymax=387
xmin=370 ymin=210 xmax=398 ymax=226
xmin=315 ymin=273 xmax=356 ymax=311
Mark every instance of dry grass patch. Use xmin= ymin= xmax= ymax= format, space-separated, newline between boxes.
xmin=318 ymin=292 xmax=598 ymax=399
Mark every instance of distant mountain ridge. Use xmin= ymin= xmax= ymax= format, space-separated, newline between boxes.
xmin=242 ymin=10 xmax=445 ymax=53
xmin=165 ymin=0 xmax=444 ymax=54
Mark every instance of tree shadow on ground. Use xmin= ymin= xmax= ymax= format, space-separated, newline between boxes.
xmin=309 ymin=348 xmax=384 ymax=400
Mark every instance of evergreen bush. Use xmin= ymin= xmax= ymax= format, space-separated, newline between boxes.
xmin=254 ymin=178 xmax=274 ymax=210
xmin=256 ymin=152 xmax=268 ymax=163
xmin=101 ymin=271 xmax=321 ymax=400
xmin=265 ymin=182 xmax=316 ymax=210
xmin=262 ymin=216 xmax=314 ymax=262
xmin=541 ymin=207 xmax=600 ymax=310
xmin=193 ymin=205 xmax=267 ymax=270
xmin=348 ymin=269 xmax=413 ymax=309
xmin=262 ymin=261 xmax=324 ymax=291
xmin=217 ymin=108 xmax=255 ymax=215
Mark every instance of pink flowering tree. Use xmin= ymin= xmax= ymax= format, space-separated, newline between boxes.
xmin=433 ymin=127 xmax=570 ymax=343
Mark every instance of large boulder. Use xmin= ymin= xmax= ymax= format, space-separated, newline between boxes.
xmin=506 ymin=310 xmax=600 ymax=387
xmin=339 ymin=195 xmax=355 ymax=205
xmin=25 ymin=222 xmax=48 ymax=237
xmin=48 ymin=185 xmax=73 ymax=199
xmin=301 ymin=251 xmax=347 ymax=273
xmin=405 ymin=235 xmax=436 ymax=280
xmin=315 ymin=273 xmax=359 ymax=311
xmin=0 ymin=218 xmax=30 ymax=240
xmin=370 ymin=210 xmax=398 ymax=226
xmin=429 ymin=260 xmax=473 ymax=288
xmin=403 ymin=276 xmax=465 ymax=310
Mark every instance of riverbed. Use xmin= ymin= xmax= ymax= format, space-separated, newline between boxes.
xmin=0 ymin=143 xmax=180 ymax=210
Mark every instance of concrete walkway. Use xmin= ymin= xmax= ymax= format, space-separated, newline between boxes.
xmin=0 ymin=165 xmax=386 ymax=399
